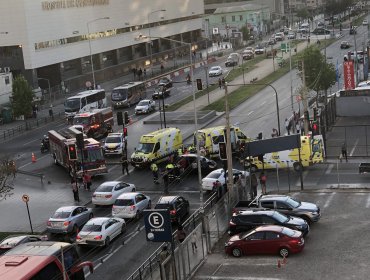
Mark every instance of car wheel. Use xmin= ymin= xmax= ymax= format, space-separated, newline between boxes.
xmin=121 ymin=223 xmax=126 ymax=234
xmin=232 ymin=247 xmax=242 ymax=257
xmin=279 ymin=247 xmax=289 ymax=258
xmin=293 ymin=162 xmax=303 ymax=172
xmin=105 ymin=236 xmax=110 ymax=247
xmin=147 ymin=200 xmax=152 ymax=209
xmin=131 ymin=188 xmax=136 ymax=192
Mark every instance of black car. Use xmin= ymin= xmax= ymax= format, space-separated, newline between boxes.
xmin=158 ymin=77 xmax=173 ymax=88
xmin=350 ymin=28 xmax=357 ymax=35
xmin=228 ymin=209 xmax=309 ymax=236
xmin=340 ymin=41 xmax=351 ymax=49
xmin=177 ymin=153 xmax=217 ymax=175
xmin=312 ymin=28 xmax=330 ymax=35
xmin=225 ymin=58 xmax=238 ymax=67
xmin=0 ymin=235 xmax=45 ymax=255
xmin=154 ymin=196 xmax=190 ymax=223
xmin=152 ymin=84 xmax=171 ymax=99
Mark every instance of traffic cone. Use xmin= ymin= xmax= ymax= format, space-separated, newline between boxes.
xmin=277 ymin=260 xmax=281 ymax=268
xmin=31 ymin=153 xmax=36 ymax=163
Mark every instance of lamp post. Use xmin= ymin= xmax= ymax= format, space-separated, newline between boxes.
xmin=86 ymin=17 xmax=109 ymax=89
xmin=147 ymin=10 xmax=166 ymax=76
xmin=37 ymin=78 xmax=51 ymax=105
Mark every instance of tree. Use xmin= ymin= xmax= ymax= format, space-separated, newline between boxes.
xmin=296 ymin=8 xmax=310 ymax=21
xmin=0 ymin=158 xmax=15 ymax=201
xmin=240 ymin=25 xmax=250 ymax=41
xmin=297 ymin=46 xmax=336 ymax=106
xmin=11 ymin=75 xmax=34 ymax=118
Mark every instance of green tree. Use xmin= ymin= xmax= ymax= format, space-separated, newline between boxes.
xmin=240 ymin=25 xmax=250 ymax=41
xmin=298 ymin=46 xmax=336 ymax=106
xmin=296 ymin=8 xmax=310 ymax=20
xmin=11 ymin=75 xmax=34 ymax=118
xmin=0 ymin=157 xmax=15 ymax=201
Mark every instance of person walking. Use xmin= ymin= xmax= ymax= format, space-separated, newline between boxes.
xmin=163 ymin=171 xmax=169 ymax=195
xmin=259 ymin=172 xmax=267 ymax=195
xmin=271 ymin=128 xmax=279 ymax=137
xmin=143 ymin=68 xmax=147 ymax=79
xmin=285 ymin=118 xmax=290 ymax=135
xmin=121 ymin=154 xmax=129 ymax=175
xmin=151 ymin=163 xmax=159 ymax=184
xmin=71 ymin=178 xmax=80 ymax=202
xmin=190 ymin=231 xmax=197 ymax=253
xmin=341 ymin=142 xmax=348 ymax=162
xmin=250 ymin=172 xmax=258 ymax=199
xmin=176 ymin=225 xmax=186 ymax=243
xmin=137 ymin=68 xmax=143 ymax=81
xmin=83 ymin=171 xmax=92 ymax=191
xmin=218 ymin=78 xmax=222 ymax=89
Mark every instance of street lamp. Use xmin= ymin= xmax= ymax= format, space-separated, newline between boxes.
xmin=86 ymin=17 xmax=110 ymax=89
xmin=37 ymin=78 xmax=51 ymax=105
xmin=147 ymin=10 xmax=166 ymax=76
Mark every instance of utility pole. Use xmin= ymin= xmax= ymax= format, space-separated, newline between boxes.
xmin=302 ymin=60 xmax=309 ymax=135
xmin=289 ymin=41 xmax=294 ymax=112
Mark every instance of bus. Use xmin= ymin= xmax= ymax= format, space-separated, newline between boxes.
xmin=111 ymin=81 xmax=146 ymax=108
xmin=64 ymin=89 xmax=107 ymax=120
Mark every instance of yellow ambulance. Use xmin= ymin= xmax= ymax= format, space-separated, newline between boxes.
xmin=245 ymin=135 xmax=324 ymax=172
xmin=131 ymin=127 xmax=183 ymax=168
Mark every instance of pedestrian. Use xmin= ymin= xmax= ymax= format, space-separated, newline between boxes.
xmin=163 ymin=171 xmax=169 ymax=195
xmin=143 ymin=68 xmax=146 ymax=79
xmin=151 ymin=163 xmax=159 ymax=184
xmin=132 ymin=68 xmax=137 ymax=80
xmin=121 ymin=154 xmax=129 ymax=175
xmin=190 ymin=231 xmax=197 ymax=252
xmin=160 ymin=64 xmax=164 ymax=73
xmin=341 ymin=142 xmax=348 ymax=162
xmin=271 ymin=128 xmax=279 ymax=137
xmin=218 ymin=78 xmax=222 ymax=89
xmin=250 ymin=172 xmax=258 ymax=199
xmin=49 ymin=104 xmax=54 ymax=118
xmin=159 ymin=246 xmax=170 ymax=280
xmin=176 ymin=225 xmax=186 ymax=243
xmin=83 ymin=171 xmax=92 ymax=191
xmin=259 ymin=172 xmax=267 ymax=195
xmin=285 ymin=118 xmax=290 ymax=135
xmin=71 ymin=178 xmax=80 ymax=202
xmin=296 ymin=121 xmax=301 ymax=134
xmin=138 ymin=68 xmax=143 ymax=81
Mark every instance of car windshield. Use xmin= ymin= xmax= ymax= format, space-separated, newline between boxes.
xmin=115 ymin=199 xmax=134 ymax=206
xmin=210 ymin=67 xmax=219 ymax=71
xmin=159 ymin=78 xmax=169 ymax=84
xmin=136 ymin=143 xmax=154 ymax=153
xmin=111 ymin=88 xmax=127 ymax=101
xmin=272 ymin=211 xmax=289 ymax=223
xmin=96 ymin=184 xmax=114 ymax=192
xmin=286 ymin=197 xmax=301 ymax=208
xmin=52 ymin=211 xmax=71 ymax=219
xmin=281 ymin=227 xmax=296 ymax=237
xmin=83 ymin=224 xmax=102 ymax=232
xmin=106 ymin=137 xmax=121 ymax=144
xmin=155 ymin=203 xmax=174 ymax=210
xmin=240 ymin=230 xmax=254 ymax=239
xmin=138 ymin=100 xmax=149 ymax=106
xmin=207 ymin=172 xmax=222 ymax=179
xmin=64 ymin=98 xmax=80 ymax=111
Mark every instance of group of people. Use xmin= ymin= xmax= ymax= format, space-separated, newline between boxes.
xmin=70 ymin=171 xmax=92 ymax=202
xmin=284 ymin=111 xmax=303 ymax=136
xmin=132 ymin=67 xmax=146 ymax=81
xmin=250 ymin=171 xmax=267 ymax=199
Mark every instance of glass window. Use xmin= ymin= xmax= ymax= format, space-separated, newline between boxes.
xmin=52 ymin=211 xmax=71 ymax=219
xmin=221 ymin=16 xmax=226 ymax=23
xmin=232 ymin=16 xmax=235 ymax=21
xmin=83 ymin=224 xmax=102 ymax=232
xmin=111 ymin=88 xmax=128 ymax=101
xmin=30 ymin=261 xmax=63 ymax=280
xmin=136 ymin=143 xmax=154 ymax=153
xmin=286 ymin=197 xmax=301 ymax=208
xmin=261 ymin=201 xmax=274 ymax=209
xmin=265 ymin=231 xmax=280 ymax=240
xmin=153 ymin=142 xmax=160 ymax=153
xmin=115 ymin=199 xmax=134 ymax=206
xmin=276 ymin=201 xmax=289 ymax=209
xmin=261 ymin=215 xmax=275 ymax=224
xmin=272 ymin=211 xmax=289 ymax=223
xmin=96 ymin=184 xmax=114 ymax=192
xmin=240 ymin=215 xmax=261 ymax=224
xmin=248 ymin=231 xmax=264 ymax=240
xmin=239 ymin=15 xmax=243 ymax=21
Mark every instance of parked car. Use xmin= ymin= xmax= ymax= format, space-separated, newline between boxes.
xmin=244 ymin=47 xmax=254 ymax=53
xmin=255 ymin=45 xmax=266 ymax=54
xmin=268 ymin=38 xmax=276 ymax=45
xmin=208 ymin=66 xmax=223 ymax=77
xmin=46 ymin=206 xmax=93 ymax=235
xmin=176 ymin=153 xmax=217 ymax=174
xmin=158 ymin=77 xmax=172 ymax=88
xmin=92 ymin=181 xmax=136 ymax=206
xmin=135 ymin=99 xmax=156 ymax=114
xmin=228 ymin=209 xmax=309 ymax=236
xmin=312 ymin=28 xmax=330 ymax=35
xmin=76 ymin=217 xmax=126 ymax=247
xmin=363 ymin=19 xmax=368 ymax=25
xmin=225 ymin=53 xmax=240 ymax=67
xmin=274 ymin=32 xmax=284 ymax=41
xmin=152 ymin=84 xmax=171 ymax=99
xmin=225 ymin=225 xmax=305 ymax=258
xmin=154 ymin=196 xmax=190 ymax=223
xmin=340 ymin=41 xmax=351 ymax=49
xmin=242 ymin=50 xmax=254 ymax=60
xmin=350 ymin=27 xmax=357 ymax=35
xmin=202 ymin=168 xmax=248 ymax=192
xmin=357 ymin=80 xmax=370 ymax=87
xmin=0 ymin=235 xmax=46 ymax=255
xmin=112 ymin=192 xmax=151 ymax=219
xmin=103 ymin=132 xmax=125 ymax=156
xmin=287 ymin=32 xmax=296 ymax=39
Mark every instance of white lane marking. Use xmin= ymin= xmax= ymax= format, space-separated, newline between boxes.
xmin=349 ymin=139 xmax=359 ymax=156
xmin=247 ymin=111 xmax=254 ymax=116
xmin=260 ymin=101 xmax=266 ymax=106
xmin=323 ymin=192 xmax=335 ymax=208
xmin=23 ymin=138 xmax=40 ymax=146
xmin=18 ymin=154 xmax=51 ymax=168
xmin=366 ymin=196 xmax=370 ymax=208
xmin=325 ymin=164 xmax=334 ymax=174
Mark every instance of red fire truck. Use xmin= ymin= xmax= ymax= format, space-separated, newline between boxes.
xmin=48 ymin=127 xmax=108 ymax=178
xmin=72 ymin=108 xmax=114 ymax=139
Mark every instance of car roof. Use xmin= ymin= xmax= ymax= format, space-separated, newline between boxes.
xmin=0 ymin=235 xmax=29 ymax=244
xmin=107 ymin=133 xmax=123 ymax=137
xmin=99 ymin=181 xmax=121 ymax=186
xmin=234 ymin=209 xmax=275 ymax=216
xmin=138 ymin=99 xmax=151 ymax=102
xmin=117 ymin=192 xmax=143 ymax=199
xmin=55 ymin=206 xmax=78 ymax=212
xmin=254 ymin=225 xmax=285 ymax=232
xmin=85 ymin=217 xmax=110 ymax=225
xmin=260 ymin=195 xmax=289 ymax=201
xmin=4 ymin=242 xmax=71 ymax=256
xmin=157 ymin=196 xmax=178 ymax=203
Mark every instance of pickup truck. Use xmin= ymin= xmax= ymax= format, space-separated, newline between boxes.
xmin=359 ymin=163 xmax=370 ymax=174
xmin=233 ymin=194 xmax=321 ymax=224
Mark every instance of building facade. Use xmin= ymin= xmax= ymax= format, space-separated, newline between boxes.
xmin=0 ymin=0 xmax=204 ymax=93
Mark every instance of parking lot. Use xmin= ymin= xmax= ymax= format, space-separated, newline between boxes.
xmin=192 ymin=190 xmax=370 ymax=280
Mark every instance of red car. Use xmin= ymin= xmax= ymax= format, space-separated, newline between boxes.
xmin=224 ymin=225 xmax=304 ymax=258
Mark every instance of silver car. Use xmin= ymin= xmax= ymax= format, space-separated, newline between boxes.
xmin=47 ymin=206 xmax=93 ymax=234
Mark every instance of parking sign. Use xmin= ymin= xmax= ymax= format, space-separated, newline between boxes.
xmin=144 ymin=209 xmax=172 ymax=242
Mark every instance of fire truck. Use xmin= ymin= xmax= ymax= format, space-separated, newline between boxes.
xmin=48 ymin=127 xmax=108 ymax=178
xmin=71 ymin=108 xmax=114 ymax=139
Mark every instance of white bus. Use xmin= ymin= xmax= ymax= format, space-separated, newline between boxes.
xmin=111 ymin=81 xmax=146 ymax=108
xmin=64 ymin=89 xmax=107 ymax=119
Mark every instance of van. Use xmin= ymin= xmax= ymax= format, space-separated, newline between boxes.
xmin=0 ymin=241 xmax=93 ymax=280
xmin=131 ymin=127 xmax=183 ymax=168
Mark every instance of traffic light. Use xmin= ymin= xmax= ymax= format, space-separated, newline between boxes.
xmin=68 ymin=144 xmax=77 ymax=161
xmin=219 ymin=142 xmax=227 ymax=160
xmin=124 ymin=111 xmax=129 ymax=125
xmin=312 ymin=121 xmax=319 ymax=136
xmin=196 ymin=79 xmax=203 ymax=90
xmin=313 ymin=107 xmax=318 ymax=121
xmin=123 ymin=127 xmax=128 ymax=137
xmin=117 ymin=112 xmax=123 ymax=126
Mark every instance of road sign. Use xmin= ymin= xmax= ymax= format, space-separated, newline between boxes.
xmin=144 ymin=209 xmax=172 ymax=242
xmin=22 ymin=194 xmax=29 ymax=203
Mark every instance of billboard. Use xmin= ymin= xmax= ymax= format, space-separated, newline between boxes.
xmin=343 ymin=61 xmax=355 ymax=90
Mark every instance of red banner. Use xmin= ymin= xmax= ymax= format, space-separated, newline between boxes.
xmin=343 ymin=61 xmax=355 ymax=90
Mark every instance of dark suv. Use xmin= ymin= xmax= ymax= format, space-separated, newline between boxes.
xmin=154 ymin=196 xmax=190 ymax=223
xmin=228 ymin=209 xmax=309 ymax=236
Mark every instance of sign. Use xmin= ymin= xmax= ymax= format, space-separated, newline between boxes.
xmin=245 ymin=135 xmax=301 ymax=157
xmin=22 ymin=194 xmax=29 ymax=203
xmin=42 ymin=0 xmax=109 ymax=11
xmin=144 ymin=209 xmax=172 ymax=242
xmin=280 ymin=43 xmax=290 ymax=53
xmin=212 ymin=28 xmax=219 ymax=35
xmin=343 ymin=61 xmax=355 ymax=90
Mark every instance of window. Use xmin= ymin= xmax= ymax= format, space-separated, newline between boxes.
xmin=239 ymin=15 xmax=243 ymax=21
xmin=232 ymin=16 xmax=235 ymax=22
xmin=221 ymin=16 xmax=226 ymax=23
xmin=240 ymin=215 xmax=261 ymax=224
xmin=261 ymin=201 xmax=274 ymax=209
xmin=276 ymin=201 xmax=288 ymax=209
xmin=247 ymin=231 xmax=264 ymax=240
xmin=261 ymin=215 xmax=275 ymax=224
xmin=153 ymin=142 xmax=160 ymax=153
xmin=265 ymin=232 xmax=280 ymax=240
xmin=31 ymin=261 xmax=63 ymax=280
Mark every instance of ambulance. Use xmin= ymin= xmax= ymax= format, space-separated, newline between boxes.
xmin=245 ymin=135 xmax=324 ymax=172
xmin=194 ymin=126 xmax=249 ymax=158
xmin=131 ymin=128 xmax=183 ymax=168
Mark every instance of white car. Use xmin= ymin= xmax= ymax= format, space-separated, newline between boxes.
xmin=103 ymin=133 xmax=125 ymax=156
xmin=357 ymin=80 xmax=370 ymax=87
xmin=244 ymin=47 xmax=254 ymax=54
xmin=255 ymin=45 xmax=266 ymax=54
xmin=112 ymin=192 xmax=151 ymax=219
xmin=135 ymin=99 xmax=156 ymax=115
xmin=208 ymin=66 xmax=223 ymax=77
xmin=201 ymin=168 xmax=249 ymax=191
xmin=76 ymin=217 xmax=125 ymax=247
xmin=363 ymin=19 xmax=368 ymax=25
xmin=92 ymin=181 xmax=136 ymax=206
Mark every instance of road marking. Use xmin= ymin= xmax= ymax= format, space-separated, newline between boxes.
xmin=325 ymin=164 xmax=334 ymax=174
xmin=108 ymin=165 xmax=118 ymax=172
xmin=18 ymin=154 xmax=50 ymax=169
xmin=260 ymin=101 xmax=266 ymax=106
xmin=247 ymin=111 xmax=254 ymax=116
xmin=366 ymin=196 xmax=370 ymax=208
xmin=349 ymin=139 xmax=359 ymax=156
xmin=323 ymin=192 xmax=335 ymax=208
xmin=23 ymin=138 xmax=40 ymax=146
